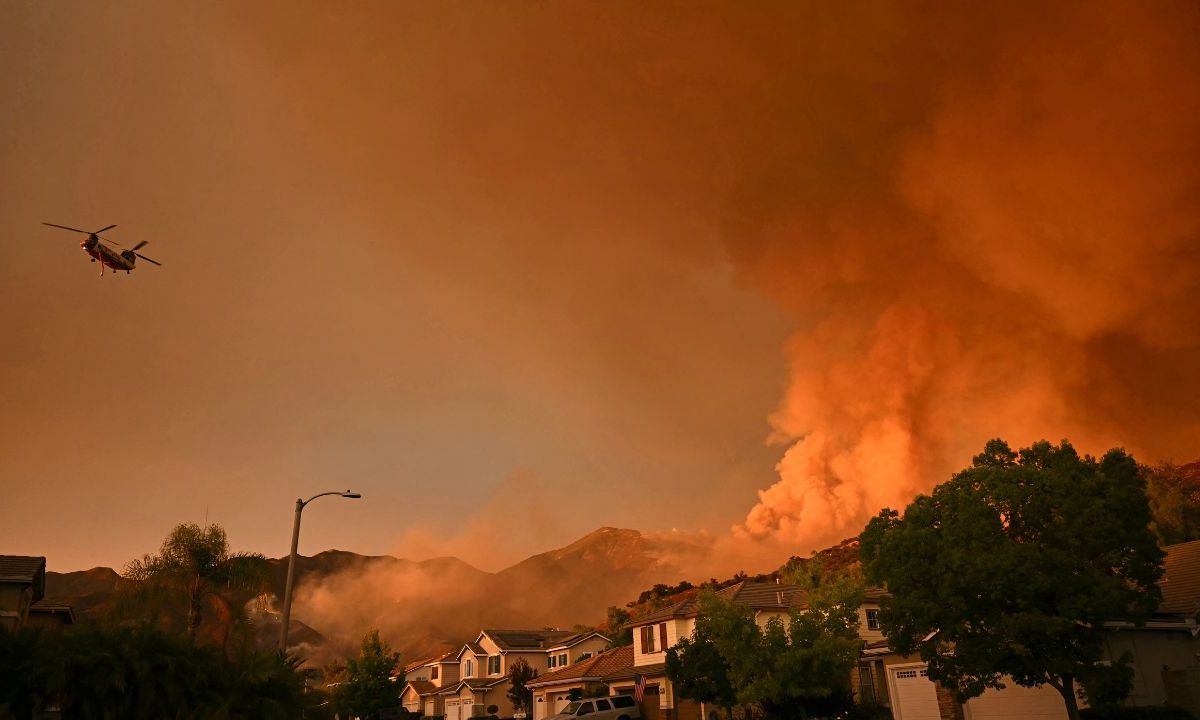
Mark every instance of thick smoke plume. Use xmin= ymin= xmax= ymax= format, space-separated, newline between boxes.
xmin=210 ymin=0 xmax=1200 ymax=560
xmin=732 ymin=1 xmax=1200 ymax=549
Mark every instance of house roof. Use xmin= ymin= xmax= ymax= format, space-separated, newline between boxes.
xmin=628 ymin=581 xmax=807 ymax=627
xmin=481 ymin=629 xmax=576 ymax=651
xmin=404 ymin=680 xmax=438 ymax=696
xmin=0 ymin=556 xmax=46 ymax=600
xmin=405 ymin=657 xmax=435 ymax=674
xmin=438 ymin=677 xmax=506 ymax=695
xmin=1159 ymin=539 xmax=1200 ymax=617
xmin=603 ymin=662 xmax=667 ymax=682
xmin=413 ymin=649 xmax=458 ymax=670
xmin=457 ymin=641 xmax=487 ymax=659
xmin=527 ymin=646 xmax=634 ymax=688
xmin=28 ymin=599 xmax=75 ymax=623
xmin=545 ymin=631 xmax=610 ymax=651
xmin=863 ymin=587 xmax=888 ymax=601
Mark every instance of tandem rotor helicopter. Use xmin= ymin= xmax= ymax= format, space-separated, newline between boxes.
xmin=42 ymin=222 xmax=162 ymax=276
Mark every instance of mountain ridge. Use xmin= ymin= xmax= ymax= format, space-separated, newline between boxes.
xmin=43 ymin=526 xmax=719 ymax=662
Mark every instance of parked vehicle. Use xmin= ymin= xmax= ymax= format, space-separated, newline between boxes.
xmin=548 ymin=695 xmax=641 ymax=720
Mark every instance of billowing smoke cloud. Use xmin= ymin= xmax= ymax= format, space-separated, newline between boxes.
xmin=205 ymin=0 xmax=1200 ymax=563
xmin=732 ymin=0 xmax=1200 ymax=548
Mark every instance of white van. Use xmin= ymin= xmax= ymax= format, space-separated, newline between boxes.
xmin=546 ymin=695 xmax=641 ymax=720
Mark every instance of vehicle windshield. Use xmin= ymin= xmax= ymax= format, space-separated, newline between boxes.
xmin=563 ymin=703 xmax=584 ymax=715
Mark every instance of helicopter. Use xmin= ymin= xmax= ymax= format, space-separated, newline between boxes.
xmin=42 ymin=222 xmax=161 ymax=276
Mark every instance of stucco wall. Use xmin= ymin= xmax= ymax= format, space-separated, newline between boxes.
xmin=1104 ymin=628 xmax=1200 ymax=707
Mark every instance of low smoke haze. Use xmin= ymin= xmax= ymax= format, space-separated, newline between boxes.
xmin=2 ymin=0 xmax=1198 ymax=596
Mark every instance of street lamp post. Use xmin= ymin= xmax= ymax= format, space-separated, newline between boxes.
xmin=279 ymin=490 xmax=361 ymax=653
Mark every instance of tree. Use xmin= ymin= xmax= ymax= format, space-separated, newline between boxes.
xmin=335 ymin=629 xmax=401 ymax=719
xmin=666 ymin=590 xmax=860 ymax=720
xmin=1142 ymin=460 xmax=1200 ymax=545
xmin=118 ymin=523 xmax=273 ymax=645
xmin=507 ymin=656 xmax=539 ymax=716
xmin=860 ymin=439 xmax=1165 ymax=720
xmin=0 ymin=623 xmax=318 ymax=719
xmin=603 ymin=606 xmax=633 ymax=647
xmin=666 ymin=628 xmax=737 ymax=718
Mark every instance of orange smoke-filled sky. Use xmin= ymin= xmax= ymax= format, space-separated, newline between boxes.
xmin=1 ymin=1 xmax=1198 ymax=573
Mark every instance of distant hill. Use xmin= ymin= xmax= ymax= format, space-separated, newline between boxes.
xmin=41 ymin=526 xmax=712 ymax=664
xmin=43 ymin=567 xmax=120 ymax=616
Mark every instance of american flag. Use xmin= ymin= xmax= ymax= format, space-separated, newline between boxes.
xmin=633 ymin=675 xmax=647 ymax=703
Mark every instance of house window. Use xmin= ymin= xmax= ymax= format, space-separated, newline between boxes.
xmin=431 ymin=665 xmax=439 ymax=680
xmin=557 ymin=653 xmax=567 ymax=667
xmin=866 ymin=609 xmax=879 ymax=631
xmin=548 ymin=655 xmax=557 ymax=669
xmin=465 ymin=660 xmax=474 ymax=678
xmin=639 ymin=626 xmax=657 ymax=654
xmin=858 ymin=664 xmax=876 ymax=704
xmin=578 ymin=652 xmax=593 ymax=661
xmin=488 ymin=656 xmax=502 ymax=675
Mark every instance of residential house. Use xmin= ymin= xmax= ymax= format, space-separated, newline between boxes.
xmin=619 ymin=580 xmax=807 ymax=720
xmin=0 ymin=556 xmax=47 ymax=631
xmin=26 ymin=600 xmax=76 ymax=628
xmin=860 ymin=538 xmax=1200 ymax=720
xmin=439 ymin=629 xmax=611 ymax=720
xmin=401 ymin=651 xmax=462 ymax=717
xmin=528 ymin=646 xmax=635 ymax=720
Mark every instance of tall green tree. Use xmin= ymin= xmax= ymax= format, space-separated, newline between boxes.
xmin=603 ymin=606 xmax=633 ymax=647
xmin=666 ymin=590 xmax=860 ymax=720
xmin=1142 ymin=460 xmax=1200 ymax=545
xmin=666 ymin=628 xmax=737 ymax=718
xmin=861 ymin=439 xmax=1165 ymax=720
xmin=507 ymin=656 xmax=539 ymax=716
xmin=118 ymin=523 xmax=273 ymax=645
xmin=334 ymin=629 xmax=401 ymax=719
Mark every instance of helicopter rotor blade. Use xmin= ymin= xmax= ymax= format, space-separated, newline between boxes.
xmin=135 ymin=253 xmax=161 ymax=266
xmin=93 ymin=224 xmax=117 ymax=234
xmin=131 ymin=240 xmax=149 ymax=252
xmin=97 ymin=236 xmax=123 ymax=248
xmin=42 ymin=222 xmax=90 ymax=234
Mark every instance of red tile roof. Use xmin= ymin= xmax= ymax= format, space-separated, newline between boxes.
xmin=604 ymin=662 xmax=667 ymax=682
xmin=627 ymin=580 xmax=807 ymax=627
xmin=527 ymin=646 xmax=633 ymax=687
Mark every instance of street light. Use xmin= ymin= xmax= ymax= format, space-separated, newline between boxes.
xmin=278 ymin=490 xmax=361 ymax=653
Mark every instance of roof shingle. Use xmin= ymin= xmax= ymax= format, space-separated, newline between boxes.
xmin=483 ymin=629 xmax=576 ymax=651
xmin=1159 ymin=539 xmax=1200 ymax=617
xmin=0 ymin=556 xmax=45 ymax=600
xmin=527 ymin=646 xmax=633 ymax=687
xmin=627 ymin=580 xmax=807 ymax=627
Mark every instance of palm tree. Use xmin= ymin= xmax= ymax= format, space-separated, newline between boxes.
xmin=119 ymin=523 xmax=273 ymax=646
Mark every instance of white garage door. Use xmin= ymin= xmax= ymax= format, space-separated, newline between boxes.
xmin=426 ymin=700 xmax=437 ymax=716
xmin=890 ymin=666 xmax=941 ymax=720
xmin=447 ymin=699 xmax=461 ymax=720
xmin=535 ymin=696 xmax=547 ymax=720
xmin=965 ymin=681 xmax=1068 ymax=720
